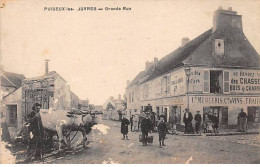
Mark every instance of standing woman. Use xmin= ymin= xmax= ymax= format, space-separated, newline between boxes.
xmin=121 ymin=114 xmax=130 ymax=140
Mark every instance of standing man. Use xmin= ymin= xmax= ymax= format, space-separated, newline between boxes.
xmin=237 ymin=108 xmax=248 ymax=132
xmin=121 ymin=114 xmax=130 ymax=140
xmin=141 ymin=112 xmax=152 ymax=146
xmin=194 ymin=111 xmax=202 ymax=134
xmin=211 ymin=113 xmax=219 ymax=133
xmin=25 ymin=103 xmax=44 ymax=162
xmin=133 ymin=114 xmax=139 ymax=132
xmin=158 ymin=116 xmax=168 ymax=148
xmin=130 ymin=115 xmax=133 ymax=132
xmin=183 ymin=108 xmax=193 ymax=134
xmin=150 ymin=112 xmax=156 ymax=132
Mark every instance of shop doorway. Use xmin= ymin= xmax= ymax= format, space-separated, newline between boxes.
xmin=203 ymin=106 xmax=228 ymax=125
xmin=170 ymin=106 xmax=181 ymax=124
xmin=248 ymin=106 xmax=260 ymax=123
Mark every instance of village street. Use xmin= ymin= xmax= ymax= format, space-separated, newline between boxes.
xmin=30 ymin=119 xmax=260 ymax=164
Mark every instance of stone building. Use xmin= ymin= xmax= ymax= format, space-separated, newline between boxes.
xmin=126 ymin=7 xmax=260 ymax=127
xmin=1 ymin=65 xmax=82 ymax=139
xmin=0 ymin=69 xmax=26 ymax=139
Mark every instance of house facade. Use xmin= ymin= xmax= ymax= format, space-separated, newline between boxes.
xmin=126 ymin=7 xmax=260 ymax=127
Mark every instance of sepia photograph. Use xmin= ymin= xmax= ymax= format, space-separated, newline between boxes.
xmin=0 ymin=0 xmax=260 ymax=164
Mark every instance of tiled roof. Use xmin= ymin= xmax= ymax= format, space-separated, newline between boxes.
xmin=128 ymin=27 xmax=260 ymax=87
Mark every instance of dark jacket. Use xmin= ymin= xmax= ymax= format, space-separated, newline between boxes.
xmin=194 ymin=114 xmax=202 ymax=123
xmin=141 ymin=118 xmax=152 ymax=133
xmin=183 ymin=112 xmax=193 ymax=123
xmin=158 ymin=121 xmax=168 ymax=134
xmin=27 ymin=111 xmax=44 ymax=137
xmin=121 ymin=118 xmax=130 ymax=134
xmin=238 ymin=112 xmax=247 ymax=119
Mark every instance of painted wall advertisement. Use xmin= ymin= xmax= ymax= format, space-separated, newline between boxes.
xmin=191 ymin=96 xmax=260 ymax=106
xmin=230 ymin=70 xmax=260 ymax=93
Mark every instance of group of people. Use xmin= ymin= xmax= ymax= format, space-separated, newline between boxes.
xmin=121 ymin=112 xmax=168 ymax=148
xmin=183 ymin=108 xmax=219 ymax=134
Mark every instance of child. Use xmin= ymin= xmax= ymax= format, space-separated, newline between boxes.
xmin=158 ymin=116 xmax=168 ymax=148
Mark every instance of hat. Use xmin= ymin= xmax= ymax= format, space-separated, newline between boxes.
xmin=32 ymin=103 xmax=42 ymax=111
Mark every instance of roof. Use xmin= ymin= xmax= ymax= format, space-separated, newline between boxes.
xmin=128 ymin=27 xmax=260 ymax=88
xmin=23 ymin=71 xmax=66 ymax=83
xmin=1 ymin=70 xmax=26 ymax=88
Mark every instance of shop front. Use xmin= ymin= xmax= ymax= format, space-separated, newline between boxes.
xmin=190 ymin=95 xmax=260 ymax=126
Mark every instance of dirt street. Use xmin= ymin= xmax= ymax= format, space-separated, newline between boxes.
xmin=33 ymin=120 xmax=259 ymax=164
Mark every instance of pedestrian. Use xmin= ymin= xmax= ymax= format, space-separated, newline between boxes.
xmin=237 ymin=108 xmax=248 ymax=132
xmin=151 ymin=112 xmax=156 ymax=132
xmin=158 ymin=115 xmax=168 ymax=148
xmin=183 ymin=108 xmax=193 ymax=134
xmin=133 ymin=114 xmax=139 ymax=132
xmin=211 ymin=113 xmax=219 ymax=133
xmin=25 ymin=103 xmax=44 ymax=162
xmin=169 ymin=112 xmax=178 ymax=135
xmin=130 ymin=115 xmax=133 ymax=131
xmin=141 ymin=112 xmax=152 ymax=146
xmin=194 ymin=111 xmax=202 ymax=134
xmin=121 ymin=114 xmax=130 ymax=140
xmin=203 ymin=114 xmax=210 ymax=133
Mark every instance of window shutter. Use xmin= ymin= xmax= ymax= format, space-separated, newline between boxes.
xmin=203 ymin=70 xmax=210 ymax=93
xmin=223 ymin=71 xmax=230 ymax=93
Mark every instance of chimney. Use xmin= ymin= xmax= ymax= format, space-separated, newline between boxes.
xmin=127 ymin=80 xmax=130 ymax=87
xmin=110 ymin=96 xmax=114 ymax=101
xmin=213 ymin=7 xmax=242 ymax=32
xmin=181 ymin=37 xmax=189 ymax=47
xmin=118 ymin=94 xmax=121 ymax=100
xmin=145 ymin=61 xmax=153 ymax=71
xmin=154 ymin=57 xmax=159 ymax=67
xmin=45 ymin=59 xmax=50 ymax=74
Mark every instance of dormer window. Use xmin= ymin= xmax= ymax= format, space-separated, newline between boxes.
xmin=215 ymin=39 xmax=224 ymax=55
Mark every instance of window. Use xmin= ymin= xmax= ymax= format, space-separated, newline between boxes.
xmin=129 ymin=93 xmax=131 ymax=103
xmin=203 ymin=70 xmax=210 ymax=93
xmin=7 ymin=105 xmax=17 ymax=126
xmin=167 ymin=75 xmax=171 ymax=95
xmin=161 ymin=76 xmax=167 ymax=96
xmin=215 ymin=39 xmax=224 ymax=55
xmin=131 ymin=92 xmax=134 ymax=103
xmin=210 ymin=70 xmax=223 ymax=94
xmin=248 ymin=107 xmax=260 ymax=123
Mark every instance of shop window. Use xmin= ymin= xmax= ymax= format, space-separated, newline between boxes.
xmin=215 ymin=39 xmax=224 ymax=55
xmin=210 ymin=70 xmax=223 ymax=94
xmin=7 ymin=105 xmax=17 ymax=126
xmin=248 ymin=107 xmax=260 ymax=123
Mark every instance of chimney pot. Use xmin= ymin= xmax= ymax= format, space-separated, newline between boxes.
xmin=45 ymin=59 xmax=50 ymax=74
xmin=228 ymin=7 xmax=232 ymax=11
xmin=154 ymin=57 xmax=159 ymax=67
xmin=181 ymin=37 xmax=189 ymax=47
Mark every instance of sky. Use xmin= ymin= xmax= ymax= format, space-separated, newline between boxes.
xmin=1 ymin=0 xmax=260 ymax=105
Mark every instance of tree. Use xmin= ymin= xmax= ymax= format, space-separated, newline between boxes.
xmin=106 ymin=102 xmax=114 ymax=110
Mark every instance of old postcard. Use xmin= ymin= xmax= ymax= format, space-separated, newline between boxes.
xmin=0 ymin=0 xmax=259 ymax=164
